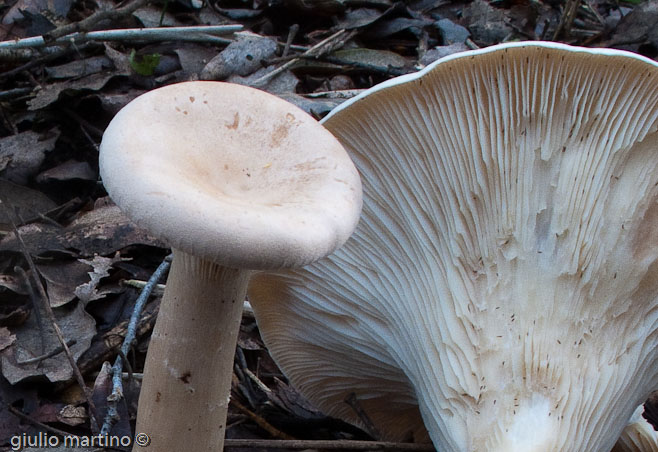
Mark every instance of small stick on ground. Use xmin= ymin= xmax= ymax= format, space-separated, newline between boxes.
xmin=16 ymin=339 xmax=77 ymax=364
xmin=100 ymin=254 xmax=173 ymax=436
xmin=251 ymin=29 xmax=357 ymax=86
xmin=552 ymin=0 xmax=581 ymax=40
xmin=282 ymin=24 xmax=299 ymax=57
xmin=9 ymin=406 xmax=81 ymax=439
xmin=345 ymin=392 xmax=382 ymax=440
xmin=0 ymin=25 xmax=243 ymax=50
xmin=44 ymin=0 xmax=150 ymax=40
xmin=231 ymin=399 xmax=297 ymax=441
xmin=224 ymin=439 xmax=435 ymax=451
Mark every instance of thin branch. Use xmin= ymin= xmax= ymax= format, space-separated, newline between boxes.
xmin=100 ymin=254 xmax=172 ymax=436
xmin=282 ymin=24 xmax=299 ymax=58
xmin=345 ymin=393 xmax=382 ymax=440
xmin=231 ymin=399 xmax=297 ymax=441
xmin=0 ymin=25 xmax=243 ymax=50
xmin=16 ymin=339 xmax=77 ymax=364
xmin=305 ymin=89 xmax=365 ymax=99
xmin=13 ymin=267 xmax=46 ymax=355
xmin=224 ymin=439 xmax=435 ymax=451
xmin=553 ymin=0 xmax=581 ymax=40
xmin=44 ymin=0 xmax=150 ymax=40
xmin=251 ymin=29 xmax=357 ymax=86
xmin=8 ymin=406 xmax=81 ymax=438
xmin=0 ymin=44 xmax=89 ymax=79
xmin=317 ymin=55 xmax=411 ymax=77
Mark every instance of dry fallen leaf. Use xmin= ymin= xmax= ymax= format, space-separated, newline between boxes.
xmin=57 ymin=404 xmax=87 ymax=426
xmin=0 ymin=129 xmax=60 ymax=185
xmin=37 ymin=260 xmax=95 ymax=308
xmin=74 ymin=253 xmax=126 ymax=304
xmin=1 ymin=301 xmax=96 ymax=384
xmin=0 ymin=201 xmax=164 ymax=257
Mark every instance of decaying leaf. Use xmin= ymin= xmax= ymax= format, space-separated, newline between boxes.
xmin=45 ymin=56 xmax=114 ymax=79
xmin=57 ymin=404 xmax=87 ymax=426
xmin=0 ymin=180 xmax=58 ymax=232
xmin=0 ymin=129 xmax=60 ymax=185
xmin=200 ymin=34 xmax=278 ymax=80
xmin=74 ymin=253 xmax=125 ymax=304
xmin=174 ymin=45 xmax=220 ymax=76
xmin=277 ymin=93 xmax=343 ymax=116
xmin=1 ymin=301 xmax=95 ymax=384
xmin=330 ymin=48 xmax=408 ymax=69
xmin=335 ymin=8 xmax=386 ymax=29
xmin=0 ymin=275 xmax=28 ymax=296
xmin=228 ymin=66 xmax=300 ymax=93
xmin=0 ymin=201 xmax=164 ymax=257
xmin=28 ymin=73 xmax=117 ymax=111
xmin=0 ymin=376 xmax=36 ymax=444
xmin=462 ymin=0 xmax=513 ymax=45
xmin=610 ymin=0 xmax=658 ymax=49
xmin=37 ymin=260 xmax=94 ymax=307
xmin=0 ymin=327 xmax=16 ymax=352
xmin=36 ymin=160 xmax=97 ymax=183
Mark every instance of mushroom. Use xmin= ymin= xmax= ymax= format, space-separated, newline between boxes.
xmin=98 ymin=81 xmax=362 ymax=452
xmin=612 ymin=405 xmax=658 ymax=452
xmin=248 ymin=42 xmax=658 ymax=451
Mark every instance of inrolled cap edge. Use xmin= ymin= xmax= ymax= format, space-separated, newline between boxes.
xmin=100 ymin=81 xmax=362 ymax=270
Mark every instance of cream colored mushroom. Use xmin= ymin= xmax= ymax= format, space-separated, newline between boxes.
xmin=613 ymin=405 xmax=658 ymax=452
xmin=248 ymin=42 xmax=658 ymax=451
xmin=99 ymin=81 xmax=362 ymax=452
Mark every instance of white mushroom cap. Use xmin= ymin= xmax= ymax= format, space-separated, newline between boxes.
xmin=100 ymin=81 xmax=361 ymax=270
xmin=248 ymin=42 xmax=658 ymax=451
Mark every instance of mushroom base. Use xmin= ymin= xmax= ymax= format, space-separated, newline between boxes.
xmin=133 ymin=250 xmax=250 ymax=452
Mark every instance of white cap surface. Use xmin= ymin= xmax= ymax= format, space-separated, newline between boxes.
xmin=100 ymin=81 xmax=362 ymax=269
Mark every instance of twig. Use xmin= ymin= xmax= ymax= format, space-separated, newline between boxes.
xmin=0 ymin=45 xmax=89 ymax=79
xmin=17 ymin=339 xmax=77 ymax=364
xmin=100 ymin=254 xmax=172 ymax=436
xmin=224 ymin=439 xmax=435 ymax=451
xmin=465 ymin=38 xmax=479 ymax=50
xmin=231 ymin=399 xmax=297 ymax=441
xmin=251 ymin=29 xmax=357 ymax=86
xmin=122 ymin=279 xmax=166 ymax=295
xmin=0 ymin=25 xmax=243 ymax=50
xmin=62 ymin=107 xmax=105 ymax=139
xmin=90 ymin=371 xmax=143 ymax=381
xmin=8 ymin=406 xmax=81 ymax=439
xmin=123 ymin=280 xmax=256 ymax=315
xmin=2 ymin=202 xmax=100 ymax=433
xmin=305 ymin=89 xmax=365 ymax=99
xmin=317 ymin=56 xmax=411 ymax=77
xmin=282 ymin=24 xmax=299 ymax=58
xmin=13 ymin=267 xmax=46 ymax=355
xmin=0 ymin=46 xmax=64 ymax=62
xmin=553 ymin=0 xmax=581 ymax=40
xmin=345 ymin=393 xmax=382 ymax=440
xmin=583 ymin=0 xmax=606 ymax=26
xmin=44 ymin=0 xmax=149 ymax=40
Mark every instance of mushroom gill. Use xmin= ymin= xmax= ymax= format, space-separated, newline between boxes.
xmin=248 ymin=42 xmax=658 ymax=452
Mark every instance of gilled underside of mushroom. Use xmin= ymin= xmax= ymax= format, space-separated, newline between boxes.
xmin=248 ymin=43 xmax=658 ymax=452
xmin=613 ymin=406 xmax=658 ymax=452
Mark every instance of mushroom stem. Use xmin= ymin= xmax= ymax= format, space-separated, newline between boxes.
xmin=133 ymin=249 xmax=251 ymax=452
